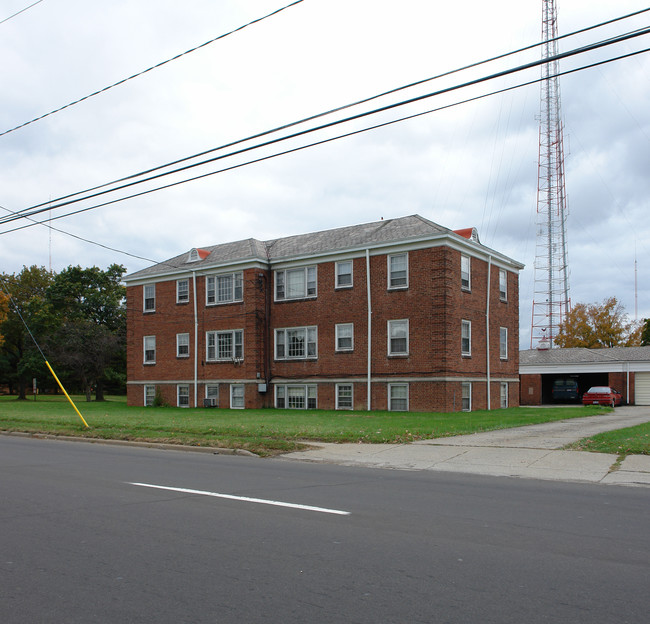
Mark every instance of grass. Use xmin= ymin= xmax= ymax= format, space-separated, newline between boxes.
xmin=566 ymin=422 xmax=650 ymax=458
xmin=0 ymin=394 xmax=620 ymax=457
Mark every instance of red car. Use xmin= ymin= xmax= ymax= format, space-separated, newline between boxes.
xmin=581 ymin=386 xmax=622 ymax=407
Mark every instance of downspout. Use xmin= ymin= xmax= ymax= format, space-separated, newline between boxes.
xmin=192 ymin=271 xmax=198 ymax=408
xmin=486 ymin=255 xmax=492 ymax=411
xmin=366 ymin=249 xmax=372 ymax=411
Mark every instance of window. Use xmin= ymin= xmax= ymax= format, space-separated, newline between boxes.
xmin=275 ymin=384 xmax=317 ymax=409
xmin=389 ymin=384 xmax=408 ymax=411
xmin=461 ymin=255 xmax=471 ymax=291
xmin=206 ymin=272 xmax=243 ymax=305
xmin=206 ymin=330 xmax=243 ymax=361
xmin=143 ymin=336 xmax=156 ymax=364
xmin=230 ymin=385 xmax=245 ymax=409
xmin=143 ymin=284 xmax=156 ymax=312
xmin=500 ymin=327 xmax=508 ymax=360
xmin=177 ymin=333 xmax=190 ymax=358
xmin=499 ymin=269 xmax=507 ymax=301
xmin=177 ymin=384 xmax=190 ymax=408
xmin=336 ymin=384 xmax=353 ymax=410
xmin=388 ymin=253 xmax=408 ymax=289
xmin=177 ymin=279 xmax=189 ymax=303
xmin=335 ymin=323 xmax=354 ymax=351
xmin=500 ymin=382 xmax=508 ymax=409
xmin=205 ymin=384 xmax=219 ymax=407
xmin=388 ymin=319 xmax=409 ymax=356
xmin=335 ymin=261 xmax=353 ymax=288
xmin=144 ymin=385 xmax=156 ymax=407
xmin=461 ymin=320 xmax=471 ymax=356
xmin=462 ymin=382 xmax=472 ymax=411
xmin=275 ymin=326 xmax=317 ymax=360
xmin=275 ymin=266 xmax=317 ymax=300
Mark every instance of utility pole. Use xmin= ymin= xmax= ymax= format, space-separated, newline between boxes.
xmin=530 ymin=0 xmax=571 ymax=349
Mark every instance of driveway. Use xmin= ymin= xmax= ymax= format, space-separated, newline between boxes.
xmin=280 ymin=407 xmax=650 ymax=486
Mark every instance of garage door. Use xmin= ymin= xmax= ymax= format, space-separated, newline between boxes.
xmin=635 ymin=372 xmax=650 ymax=406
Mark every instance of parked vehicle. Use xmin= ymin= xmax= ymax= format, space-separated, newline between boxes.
xmin=551 ymin=378 xmax=580 ymax=402
xmin=581 ymin=386 xmax=622 ymax=407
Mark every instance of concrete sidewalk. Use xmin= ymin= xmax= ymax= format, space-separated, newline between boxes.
xmin=280 ymin=407 xmax=650 ymax=487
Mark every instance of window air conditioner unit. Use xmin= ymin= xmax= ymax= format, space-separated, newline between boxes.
xmin=203 ymin=398 xmax=217 ymax=407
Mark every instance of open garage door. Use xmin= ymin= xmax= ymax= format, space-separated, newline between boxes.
xmin=635 ymin=372 xmax=650 ymax=406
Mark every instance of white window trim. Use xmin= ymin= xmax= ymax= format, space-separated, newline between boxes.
xmin=388 ymin=383 xmax=409 ymax=411
xmin=176 ymin=279 xmax=189 ymax=304
xmin=177 ymin=384 xmax=190 ymax=408
xmin=461 ymin=255 xmax=471 ymax=291
xmin=274 ymin=266 xmax=317 ymax=301
xmin=462 ymin=382 xmax=472 ymax=412
xmin=176 ymin=333 xmax=190 ymax=358
xmin=388 ymin=253 xmax=408 ymax=290
xmin=461 ymin=320 xmax=471 ymax=357
xmin=230 ymin=384 xmax=245 ymax=409
xmin=206 ymin=330 xmax=244 ymax=362
xmin=144 ymin=385 xmax=156 ymax=407
xmin=205 ymin=272 xmax=243 ymax=306
xmin=274 ymin=326 xmax=318 ymax=360
xmin=143 ymin=335 xmax=156 ymax=364
xmin=143 ymin=284 xmax=156 ymax=312
xmin=336 ymin=383 xmax=354 ymax=410
xmin=388 ymin=319 xmax=409 ymax=356
xmin=335 ymin=260 xmax=353 ymax=289
xmin=499 ymin=268 xmax=507 ymax=302
xmin=500 ymin=327 xmax=508 ymax=360
xmin=500 ymin=382 xmax=508 ymax=409
xmin=274 ymin=384 xmax=317 ymax=410
xmin=335 ymin=323 xmax=354 ymax=352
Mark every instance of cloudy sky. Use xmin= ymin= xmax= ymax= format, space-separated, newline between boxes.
xmin=1 ymin=0 xmax=649 ymax=348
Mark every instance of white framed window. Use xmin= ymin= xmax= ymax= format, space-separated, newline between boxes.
xmin=143 ymin=336 xmax=156 ymax=364
xmin=206 ymin=330 xmax=243 ymax=361
xmin=230 ymin=384 xmax=245 ymax=409
xmin=500 ymin=327 xmax=508 ymax=360
xmin=388 ymin=253 xmax=408 ymax=289
xmin=461 ymin=255 xmax=471 ymax=291
xmin=143 ymin=284 xmax=156 ymax=312
xmin=177 ymin=279 xmax=189 ymax=303
xmin=335 ymin=261 xmax=353 ymax=288
xmin=275 ymin=384 xmax=317 ymax=409
xmin=144 ymin=385 xmax=156 ymax=407
xmin=176 ymin=333 xmax=190 ymax=358
xmin=204 ymin=384 xmax=219 ymax=407
xmin=462 ymin=382 xmax=472 ymax=411
xmin=275 ymin=266 xmax=317 ymax=300
xmin=388 ymin=384 xmax=408 ymax=411
xmin=388 ymin=319 xmax=409 ymax=356
xmin=275 ymin=326 xmax=317 ymax=360
xmin=461 ymin=320 xmax=471 ymax=356
xmin=499 ymin=269 xmax=507 ymax=301
xmin=335 ymin=323 xmax=354 ymax=352
xmin=500 ymin=382 xmax=508 ymax=409
xmin=206 ymin=272 xmax=243 ymax=305
xmin=336 ymin=384 xmax=353 ymax=410
xmin=177 ymin=384 xmax=190 ymax=408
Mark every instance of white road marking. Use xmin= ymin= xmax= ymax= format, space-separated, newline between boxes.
xmin=128 ymin=482 xmax=351 ymax=516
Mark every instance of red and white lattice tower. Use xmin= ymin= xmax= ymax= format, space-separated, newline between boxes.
xmin=530 ymin=0 xmax=571 ymax=349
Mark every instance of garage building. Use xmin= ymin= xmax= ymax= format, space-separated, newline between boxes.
xmin=520 ymin=346 xmax=650 ymax=406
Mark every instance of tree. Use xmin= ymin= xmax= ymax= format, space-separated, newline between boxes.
xmin=555 ymin=297 xmax=641 ymax=348
xmin=640 ymin=319 xmax=650 ymax=346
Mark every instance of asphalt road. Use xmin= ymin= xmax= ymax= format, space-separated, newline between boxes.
xmin=1 ymin=436 xmax=648 ymax=623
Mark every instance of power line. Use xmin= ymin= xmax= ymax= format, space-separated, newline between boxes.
xmin=0 ymin=0 xmax=304 ymax=138
xmin=0 ymin=0 xmax=44 ymax=26
xmin=14 ymin=8 xmax=650 ymax=216
xmin=3 ymin=43 xmax=648 ymax=239
xmin=2 ymin=23 xmax=648 ymax=228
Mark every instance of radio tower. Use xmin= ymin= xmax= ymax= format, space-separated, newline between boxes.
xmin=530 ymin=0 xmax=571 ymax=348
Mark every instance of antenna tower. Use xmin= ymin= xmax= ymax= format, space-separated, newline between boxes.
xmin=530 ymin=0 xmax=571 ymax=348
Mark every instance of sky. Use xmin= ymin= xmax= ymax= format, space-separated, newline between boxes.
xmin=1 ymin=0 xmax=649 ymax=349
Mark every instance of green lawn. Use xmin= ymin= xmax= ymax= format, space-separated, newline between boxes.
xmin=566 ymin=422 xmax=650 ymax=457
xmin=0 ymin=394 xmax=618 ymax=456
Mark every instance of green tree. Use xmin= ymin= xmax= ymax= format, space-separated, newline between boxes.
xmin=640 ymin=319 xmax=650 ymax=346
xmin=44 ymin=264 xmax=126 ymax=401
xmin=555 ymin=297 xmax=641 ymax=348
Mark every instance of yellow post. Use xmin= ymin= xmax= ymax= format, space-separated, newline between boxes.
xmin=45 ymin=360 xmax=90 ymax=428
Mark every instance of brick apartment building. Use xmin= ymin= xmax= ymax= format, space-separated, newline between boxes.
xmin=124 ymin=215 xmax=523 ymax=411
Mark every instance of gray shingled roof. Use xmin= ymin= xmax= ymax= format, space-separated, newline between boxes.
xmin=125 ymin=214 xmax=502 ymax=281
xmin=520 ymin=346 xmax=650 ymax=365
